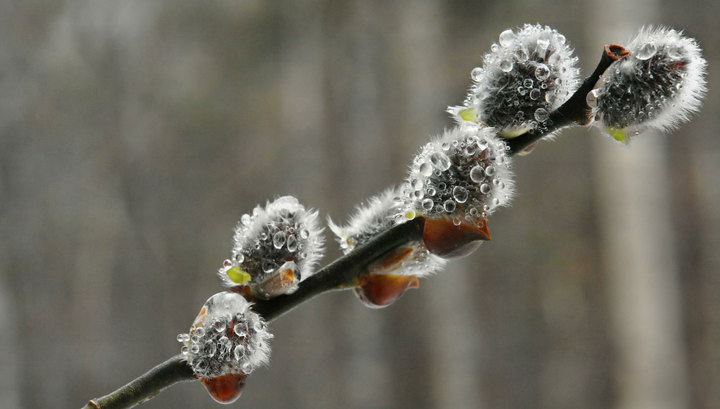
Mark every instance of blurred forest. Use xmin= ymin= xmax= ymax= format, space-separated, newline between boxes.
xmin=1 ymin=0 xmax=718 ymax=408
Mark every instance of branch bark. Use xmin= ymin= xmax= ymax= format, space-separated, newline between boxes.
xmin=81 ymin=45 xmax=625 ymax=409
xmin=81 ymin=356 xmax=194 ymax=409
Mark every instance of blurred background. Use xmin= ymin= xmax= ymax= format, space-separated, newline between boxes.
xmin=1 ymin=0 xmax=718 ymax=408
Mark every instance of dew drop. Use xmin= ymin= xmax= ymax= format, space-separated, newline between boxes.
xmin=523 ymin=79 xmax=533 ymax=88
xmin=534 ymin=108 xmax=549 ymax=122
xmin=470 ymin=165 xmax=485 ymax=183
xmin=499 ymin=59 xmax=513 ymax=72
xmin=529 ymin=89 xmax=541 ymax=100
xmin=430 ymin=152 xmax=451 ymax=170
xmin=471 ymin=67 xmax=483 ymax=81
xmin=195 ymin=327 xmax=206 ymax=337
xmin=485 ymin=165 xmax=496 ymax=177
xmin=499 ymin=29 xmax=516 ymax=47
xmin=419 ymin=162 xmax=433 ymax=176
xmin=636 ymin=42 xmax=657 ymax=60
xmin=300 ymin=229 xmax=309 ymax=239
xmin=272 ymin=231 xmax=286 ymax=249
xmin=535 ymin=63 xmax=550 ymax=81
xmin=213 ymin=319 xmax=226 ymax=333
xmin=241 ymin=214 xmax=251 ymax=225
xmin=234 ymin=253 xmax=244 ymax=263
xmin=422 ymin=198 xmax=434 ymax=210
xmin=453 ymin=186 xmax=469 ymax=203
xmin=480 ymin=184 xmax=491 ymax=194
xmin=218 ymin=336 xmax=230 ymax=353
xmin=286 ymin=235 xmax=298 ymax=252
xmin=443 ymin=200 xmax=456 ymax=213
xmin=536 ymin=38 xmax=550 ymax=54
xmin=667 ymin=46 xmax=683 ymax=60
xmin=234 ymin=345 xmax=245 ymax=361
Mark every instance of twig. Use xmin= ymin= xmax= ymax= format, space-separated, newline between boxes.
xmin=81 ymin=356 xmax=194 ymax=409
xmin=81 ymin=45 xmax=625 ymax=409
xmin=81 ymin=218 xmax=425 ymax=409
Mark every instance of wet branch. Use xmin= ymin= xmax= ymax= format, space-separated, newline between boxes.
xmin=81 ymin=45 xmax=625 ymax=409
xmin=81 ymin=218 xmax=426 ymax=409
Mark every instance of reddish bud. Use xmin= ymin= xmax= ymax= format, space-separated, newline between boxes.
xmin=354 ymin=274 xmax=420 ymax=308
xmin=422 ymin=217 xmax=490 ymax=259
xmin=200 ymin=373 xmax=247 ymax=404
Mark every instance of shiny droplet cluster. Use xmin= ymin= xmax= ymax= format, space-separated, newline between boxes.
xmin=329 ymin=188 xmax=445 ymax=278
xmin=451 ymin=24 xmax=580 ymax=137
xmin=218 ymin=196 xmax=324 ymax=298
xmin=593 ymin=26 xmax=707 ymax=141
xmin=178 ymin=292 xmax=272 ymax=378
xmin=400 ymin=125 xmax=515 ymax=227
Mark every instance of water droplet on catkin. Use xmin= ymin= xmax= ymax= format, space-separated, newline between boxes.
xmin=499 ymin=29 xmax=516 ymax=47
xmin=430 ymin=152 xmax=451 ymax=171
xmin=470 ymin=165 xmax=485 ymax=183
xmin=636 ymin=42 xmax=657 ymax=60
xmin=499 ymin=59 xmax=513 ymax=72
xmin=534 ymin=108 xmax=549 ymax=122
xmin=452 ymin=186 xmax=469 ymax=203
xmin=272 ymin=231 xmax=285 ymax=249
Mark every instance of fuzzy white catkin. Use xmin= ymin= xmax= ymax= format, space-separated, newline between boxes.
xmin=218 ymin=196 xmax=324 ymax=296
xmin=593 ymin=26 xmax=707 ymax=141
xmin=328 ymin=188 xmax=446 ymax=278
xmin=400 ymin=125 xmax=515 ymax=225
xmin=450 ymin=24 xmax=580 ymax=137
xmin=178 ymin=292 xmax=273 ymax=378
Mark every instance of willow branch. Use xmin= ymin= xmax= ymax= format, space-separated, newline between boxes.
xmin=81 ymin=356 xmax=194 ymax=409
xmin=81 ymin=218 xmax=425 ymax=409
xmin=82 ymin=44 xmax=628 ymax=409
